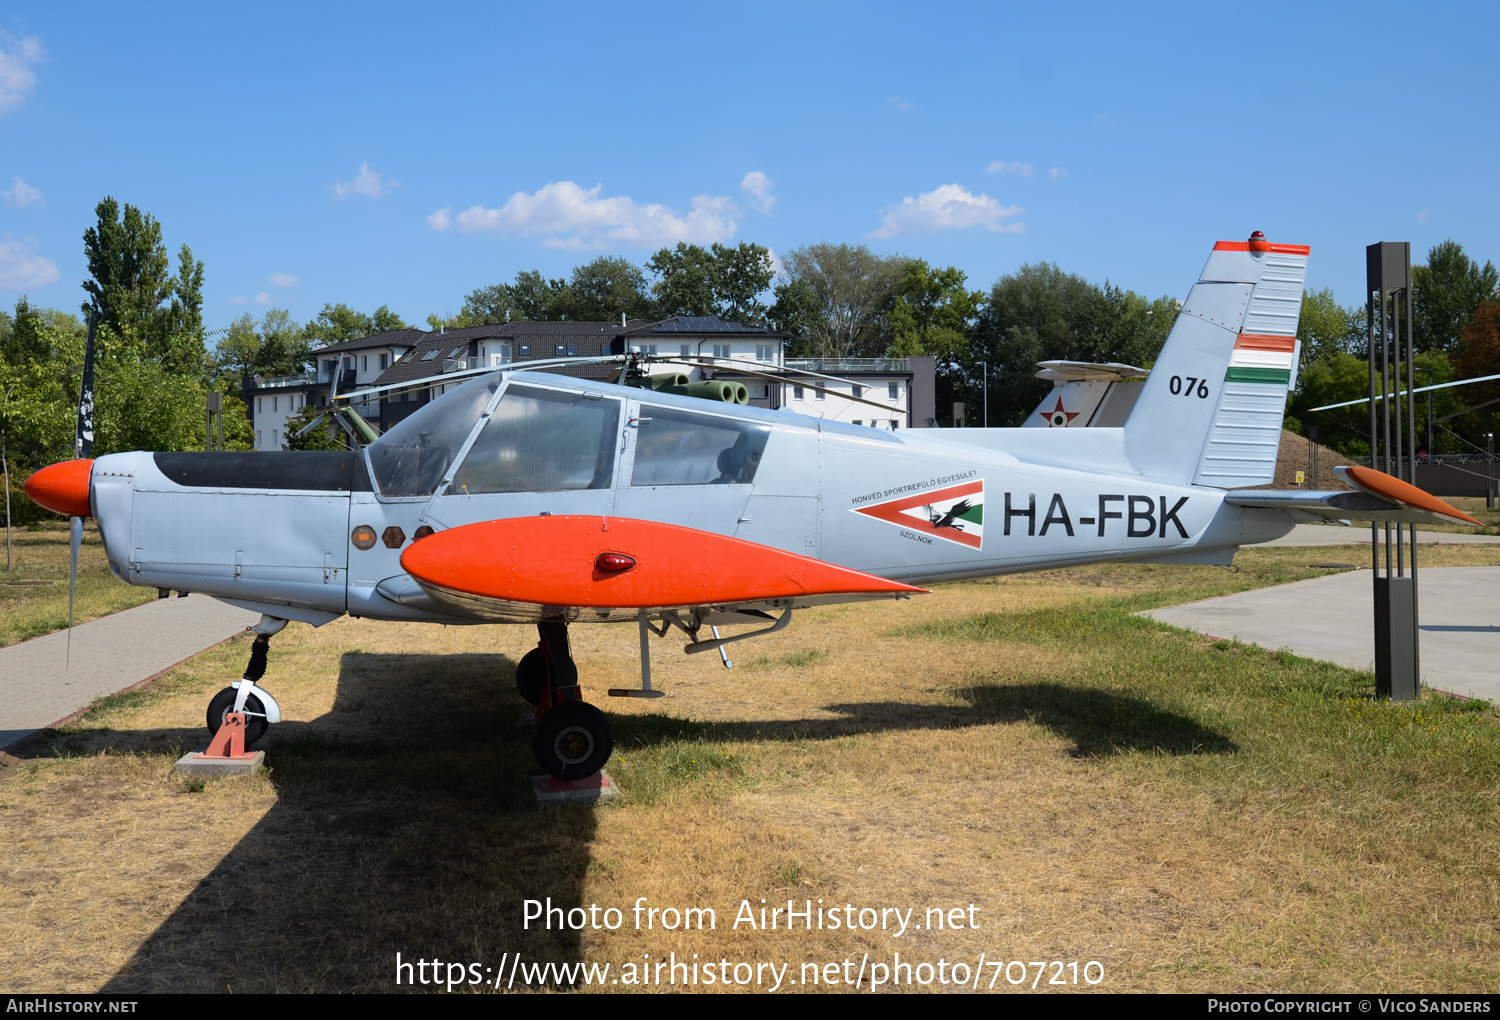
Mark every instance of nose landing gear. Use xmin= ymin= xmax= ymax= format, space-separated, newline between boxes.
xmin=529 ymin=621 xmax=613 ymax=780
xmin=206 ymin=615 xmax=285 ymax=748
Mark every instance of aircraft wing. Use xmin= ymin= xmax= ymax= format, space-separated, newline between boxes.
xmin=398 ymin=515 xmax=925 ymax=624
xmin=1224 ymin=465 xmax=1482 ymax=527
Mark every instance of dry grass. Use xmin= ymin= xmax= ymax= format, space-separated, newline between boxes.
xmin=3 ymin=545 xmax=1499 ymax=993
xmin=0 ymin=521 xmax=156 ymax=647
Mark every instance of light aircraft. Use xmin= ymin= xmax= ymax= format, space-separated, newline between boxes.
xmin=26 ymin=234 xmax=1481 ymax=779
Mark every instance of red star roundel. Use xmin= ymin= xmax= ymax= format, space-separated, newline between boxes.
xmin=1039 ymin=396 xmax=1080 ymax=427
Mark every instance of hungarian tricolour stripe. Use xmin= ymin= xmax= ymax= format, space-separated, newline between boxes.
xmin=850 ymin=479 xmax=985 ymax=549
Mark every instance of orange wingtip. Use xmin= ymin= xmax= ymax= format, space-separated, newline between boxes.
xmin=1339 ymin=465 xmax=1482 ymax=525
xmin=24 ymin=459 xmax=93 ymax=518
xmin=400 ymin=515 xmax=925 ymax=610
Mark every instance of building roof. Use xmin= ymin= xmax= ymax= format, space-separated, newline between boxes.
xmin=310 ymin=328 xmax=429 ymax=356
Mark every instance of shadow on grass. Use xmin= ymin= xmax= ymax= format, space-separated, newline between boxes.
xmin=86 ymin=650 xmax=601 ymax=993
xmin=612 ymin=682 xmax=1235 ymax=759
xmin=28 ymin=654 xmax=1229 ymax=992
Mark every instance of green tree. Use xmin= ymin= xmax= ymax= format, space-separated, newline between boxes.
xmin=1413 ymin=240 xmax=1498 ymax=353
xmin=303 ymin=303 xmax=409 ymax=344
xmin=564 ymin=256 xmax=652 ymax=322
xmin=768 ymin=278 xmax=823 ymax=351
xmin=256 ymin=309 xmax=310 ymax=375
xmin=776 ymin=243 xmax=910 ymax=357
xmin=508 ymin=271 xmax=571 ymax=321
xmin=648 ymin=243 xmax=719 ymax=318
xmin=969 ymin=263 xmax=1178 ymax=426
xmin=1297 ymin=288 xmax=1361 ymax=371
xmin=885 ymin=261 xmax=983 ymax=363
xmin=282 ymin=404 xmax=347 ymax=451
xmin=81 ymin=197 xmax=173 ymax=342
xmin=215 ymin=313 xmax=262 ymax=381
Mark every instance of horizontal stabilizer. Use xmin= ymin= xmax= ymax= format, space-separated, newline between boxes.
xmin=1224 ymin=465 xmax=1481 ymax=527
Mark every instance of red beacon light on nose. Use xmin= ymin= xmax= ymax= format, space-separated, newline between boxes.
xmin=1248 ymin=230 xmax=1272 ymax=252
xmin=594 ymin=552 xmax=636 ymax=574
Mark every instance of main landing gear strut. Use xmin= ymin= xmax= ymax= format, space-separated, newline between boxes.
xmin=518 ymin=621 xmax=614 ymax=780
xmin=206 ymin=615 xmax=285 ymax=747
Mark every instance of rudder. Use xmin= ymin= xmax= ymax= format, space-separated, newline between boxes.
xmin=1123 ymin=233 xmax=1308 ymax=487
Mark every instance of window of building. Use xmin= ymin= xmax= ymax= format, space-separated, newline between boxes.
xmin=888 ymin=382 xmax=899 ymax=400
xmin=519 ymin=344 xmax=530 ymax=358
xmin=450 ymin=347 xmax=466 ymax=359
xmin=256 ymin=430 xmax=262 ymax=446
xmin=362 ymin=355 xmax=368 ymax=372
xmin=273 ymin=395 xmax=278 ymax=412
xmin=890 ymin=419 xmax=900 ymax=429
xmin=554 ymin=344 xmax=579 ymax=357
xmin=853 ymin=420 xmax=862 ymax=426
xmin=815 ymin=387 xmax=825 ymax=400
xmin=852 ymin=384 xmax=863 ymax=399
xmin=679 ymin=344 xmax=690 ymax=357
xmin=755 ymin=344 xmax=774 ymax=361
xmin=451 ymin=384 xmax=621 ymax=494
xmin=421 ymin=349 xmax=439 ymax=361
xmin=272 ymin=430 xmax=278 ymax=447
xmin=642 ymin=344 xmax=657 ymax=356
xmin=712 ymin=344 xmax=731 ymax=359
xmin=630 ymin=406 xmax=772 ymax=486
xmin=256 ymin=397 xmax=262 ymax=413
xmin=793 ymin=386 xmax=804 ymax=400
xmin=379 ymin=353 xmax=389 ymax=370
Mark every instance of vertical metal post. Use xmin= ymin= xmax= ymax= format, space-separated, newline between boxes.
xmin=1367 ymin=242 xmax=1418 ymax=700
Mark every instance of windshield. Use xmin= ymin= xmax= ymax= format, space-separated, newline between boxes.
xmin=451 ymin=384 xmax=620 ymax=494
xmin=367 ymin=375 xmax=497 ymax=497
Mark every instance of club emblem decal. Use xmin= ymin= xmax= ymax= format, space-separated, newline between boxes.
xmin=851 ymin=479 xmax=984 ymax=549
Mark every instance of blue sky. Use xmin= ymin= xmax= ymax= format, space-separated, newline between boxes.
xmin=2 ymin=2 xmax=1497 ymax=337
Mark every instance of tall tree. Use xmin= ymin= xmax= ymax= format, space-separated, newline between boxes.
xmin=777 ymin=243 xmax=909 ymax=357
xmin=885 ymin=261 xmax=983 ymax=362
xmin=508 ymin=271 xmax=571 ymax=321
xmin=1298 ymin=288 xmax=1361 ymax=370
xmin=648 ymin=243 xmax=719 ymax=318
xmin=1413 ymin=240 xmax=1498 ymax=353
xmin=708 ymin=242 xmax=774 ymax=324
xmin=81 ymin=197 xmax=174 ymax=344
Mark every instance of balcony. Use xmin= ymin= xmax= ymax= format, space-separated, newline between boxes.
xmin=785 ymin=358 xmax=910 ymax=374
xmin=254 ymin=373 xmax=317 ymax=389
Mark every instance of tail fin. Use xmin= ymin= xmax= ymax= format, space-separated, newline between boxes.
xmin=1123 ymin=234 xmax=1308 ymax=487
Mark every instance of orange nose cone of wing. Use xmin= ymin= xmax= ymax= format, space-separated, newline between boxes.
xmin=24 ymin=459 xmax=93 ymax=517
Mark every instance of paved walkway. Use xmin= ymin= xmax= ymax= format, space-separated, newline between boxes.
xmin=1256 ymin=524 xmax=1500 ymax=546
xmin=1146 ymin=567 xmax=1500 ymax=702
xmin=0 ymin=597 xmax=260 ymax=750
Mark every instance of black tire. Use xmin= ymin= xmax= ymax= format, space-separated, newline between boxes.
xmin=532 ymin=701 xmax=613 ymax=780
xmin=515 ymin=647 xmax=546 ymax=706
xmin=206 ymin=686 xmax=270 ymax=746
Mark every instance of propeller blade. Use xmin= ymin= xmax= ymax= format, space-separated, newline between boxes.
xmin=67 ymin=312 xmax=95 ymax=670
xmin=66 ymin=515 xmax=80 ymax=670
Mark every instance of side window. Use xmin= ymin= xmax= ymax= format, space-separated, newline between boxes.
xmin=631 ymin=406 xmax=771 ymax=486
xmin=367 ymin=375 xmax=498 ymax=497
xmin=451 ymin=384 xmax=620 ymax=494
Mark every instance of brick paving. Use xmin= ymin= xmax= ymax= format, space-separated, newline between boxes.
xmin=0 ymin=596 xmax=261 ymax=750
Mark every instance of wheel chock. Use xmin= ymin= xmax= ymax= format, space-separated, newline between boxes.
xmin=198 ymin=713 xmax=257 ymax=760
xmin=174 ymin=713 xmax=265 ymax=777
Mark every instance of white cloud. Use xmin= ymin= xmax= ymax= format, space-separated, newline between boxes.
xmin=0 ymin=34 xmax=43 ymax=116
xmin=740 ymin=171 xmax=775 ymax=214
xmin=0 ymin=236 xmax=59 ymax=289
xmin=986 ymin=161 xmax=1033 ymax=177
xmin=1417 ymin=210 xmax=1429 ymax=222
xmin=333 ymin=161 xmax=397 ymax=200
xmin=228 ymin=295 xmax=248 ymax=305
xmin=888 ymin=96 xmax=917 ymax=112
xmin=3 ymin=176 xmax=43 ymax=208
xmin=267 ymin=272 xmax=299 ymax=288
xmin=252 ymin=292 xmax=272 ymax=305
xmin=444 ymin=181 xmax=740 ymax=249
xmin=1049 ymin=167 xmax=1068 ymax=179
xmin=869 ymin=184 xmax=1023 ymax=239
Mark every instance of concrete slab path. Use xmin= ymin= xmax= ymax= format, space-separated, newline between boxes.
xmin=1146 ymin=567 xmax=1500 ymax=702
xmin=0 ymin=596 xmax=260 ymax=750
xmin=1255 ymin=524 xmax=1500 ymax=546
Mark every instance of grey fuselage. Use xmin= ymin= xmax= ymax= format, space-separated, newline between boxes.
xmin=88 ymin=370 xmax=1292 ymax=627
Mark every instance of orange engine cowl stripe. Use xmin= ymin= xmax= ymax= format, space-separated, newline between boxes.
xmin=23 ymin=459 xmax=93 ymax=518
xmin=1213 ymin=240 xmax=1312 ymax=255
xmin=1340 ymin=465 xmax=1482 ymax=525
xmin=1234 ymin=333 xmax=1297 ymax=352
xmin=400 ymin=515 xmax=926 ymax=609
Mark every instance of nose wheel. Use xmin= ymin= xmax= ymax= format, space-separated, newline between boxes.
xmin=205 ymin=616 xmax=285 ymax=749
xmin=530 ymin=621 xmax=614 ymax=780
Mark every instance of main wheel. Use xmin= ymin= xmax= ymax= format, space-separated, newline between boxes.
xmin=515 ymin=647 xmax=546 ymax=706
xmin=532 ymin=701 xmax=613 ymax=780
xmin=207 ymin=687 xmax=270 ymax=746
